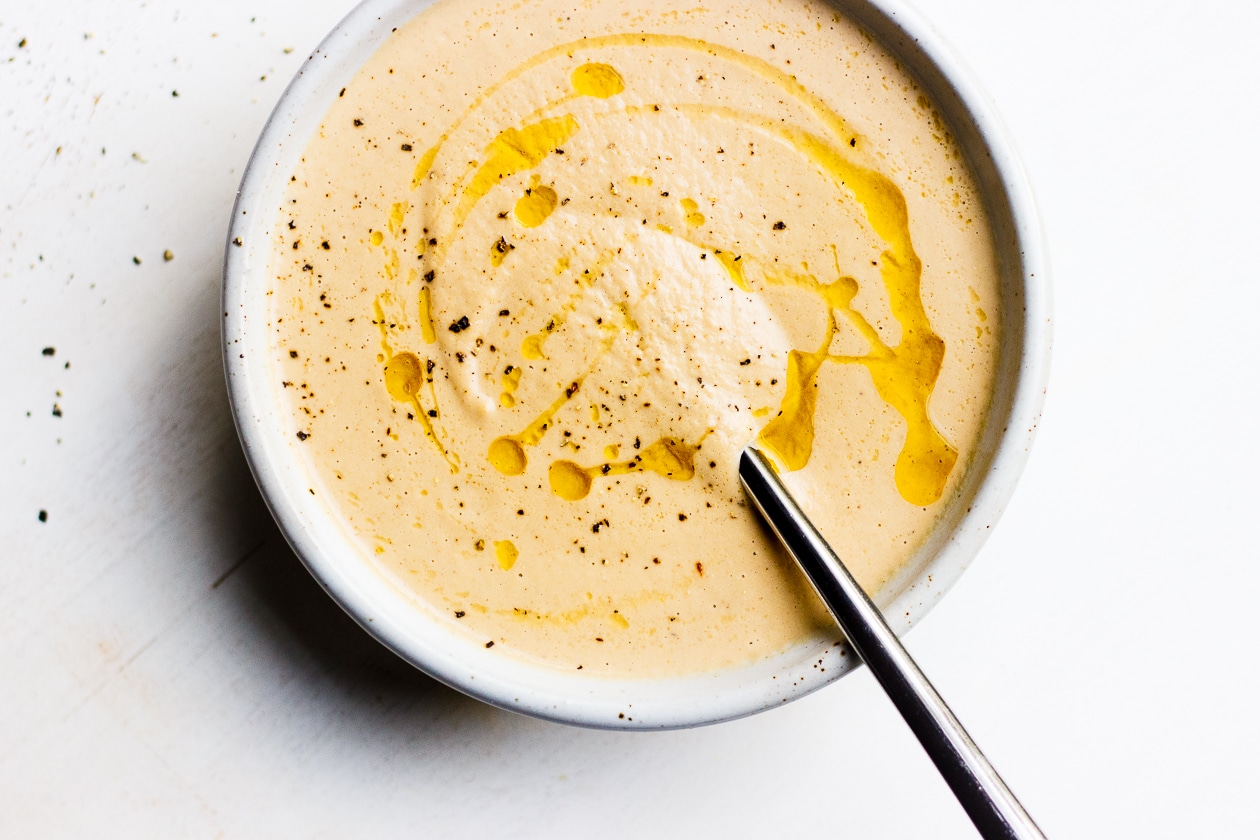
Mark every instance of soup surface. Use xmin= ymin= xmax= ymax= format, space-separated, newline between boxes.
xmin=269 ymin=0 xmax=1001 ymax=677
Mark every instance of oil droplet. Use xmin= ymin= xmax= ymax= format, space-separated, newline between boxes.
xmin=609 ymin=611 xmax=630 ymax=629
xmin=494 ymin=540 xmax=518 ymax=570
xmin=680 ymin=198 xmax=705 ymax=227
xmin=488 ymin=436 xmax=528 ymax=475
xmin=604 ymin=443 xmax=620 ymax=460
xmin=627 ymin=175 xmax=653 ymax=187
xmin=549 ymin=459 xmax=594 ymax=501
xmin=384 ymin=352 xmax=425 ymax=401
xmin=369 ymin=230 xmax=384 ymax=247
xmin=521 ymin=334 xmax=547 ymax=360
xmin=571 ymin=62 xmax=625 ymax=98
xmin=514 ymin=180 xmax=559 ymax=228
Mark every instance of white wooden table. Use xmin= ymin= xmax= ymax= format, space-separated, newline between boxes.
xmin=4 ymin=1 xmax=1257 ymax=836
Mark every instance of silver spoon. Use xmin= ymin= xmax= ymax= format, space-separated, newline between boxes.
xmin=739 ymin=445 xmax=1046 ymax=840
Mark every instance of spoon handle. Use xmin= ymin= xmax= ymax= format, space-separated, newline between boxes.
xmin=739 ymin=446 xmax=1046 ymax=840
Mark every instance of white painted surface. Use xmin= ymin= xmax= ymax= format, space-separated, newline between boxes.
xmin=2 ymin=1 xmax=1256 ymax=836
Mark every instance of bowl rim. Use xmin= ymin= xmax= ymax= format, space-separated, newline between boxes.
xmin=222 ymin=0 xmax=1051 ymax=730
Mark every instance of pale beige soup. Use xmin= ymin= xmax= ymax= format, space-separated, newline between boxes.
xmin=269 ymin=0 xmax=1001 ymax=677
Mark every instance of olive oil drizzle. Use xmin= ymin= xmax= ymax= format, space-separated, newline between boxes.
xmin=373 ymin=296 xmax=459 ymax=472
xmin=374 ymin=33 xmax=961 ymax=505
xmin=548 ymin=433 xmax=709 ymax=502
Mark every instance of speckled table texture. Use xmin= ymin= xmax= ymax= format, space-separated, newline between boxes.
xmin=3 ymin=1 xmax=1258 ymax=837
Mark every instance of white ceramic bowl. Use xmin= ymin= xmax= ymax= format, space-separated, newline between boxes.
xmin=223 ymin=0 xmax=1050 ymax=730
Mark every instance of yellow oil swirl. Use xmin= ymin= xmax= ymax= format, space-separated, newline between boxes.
xmin=444 ymin=116 xmax=579 ymax=265
xmin=372 ymin=293 xmax=458 ymax=472
xmin=382 ymin=351 xmax=459 ymax=473
xmin=374 ymin=33 xmax=963 ymax=506
xmin=548 ymin=436 xmax=706 ymax=502
xmin=488 ymin=380 xmax=583 ymax=476
xmin=612 ymin=101 xmax=958 ymax=503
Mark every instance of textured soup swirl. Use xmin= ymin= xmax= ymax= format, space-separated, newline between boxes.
xmin=270 ymin=0 xmax=1001 ymax=677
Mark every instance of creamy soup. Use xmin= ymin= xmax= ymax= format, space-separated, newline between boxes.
xmin=269 ymin=0 xmax=1001 ymax=677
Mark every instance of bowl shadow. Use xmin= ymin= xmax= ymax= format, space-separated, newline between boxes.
xmin=191 ymin=279 xmax=547 ymax=742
